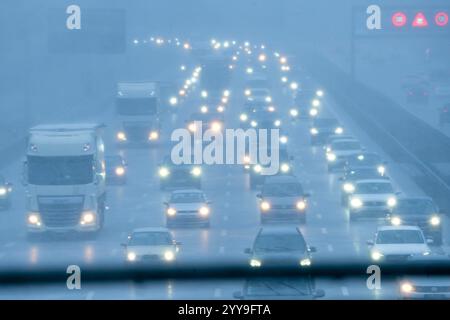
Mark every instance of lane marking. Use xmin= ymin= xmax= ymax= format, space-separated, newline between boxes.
xmin=341 ymin=286 xmax=349 ymax=297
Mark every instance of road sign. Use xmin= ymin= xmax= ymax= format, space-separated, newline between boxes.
xmin=412 ymin=12 xmax=428 ymax=28
xmin=435 ymin=12 xmax=449 ymax=27
xmin=392 ymin=12 xmax=407 ymax=27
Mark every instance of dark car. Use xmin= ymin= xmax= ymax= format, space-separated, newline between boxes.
xmin=247 ymin=109 xmax=282 ymax=130
xmin=309 ymin=118 xmax=344 ymax=145
xmin=0 ymin=175 xmax=12 ymax=210
xmin=249 ymin=147 xmax=293 ymax=189
xmin=387 ymin=197 xmax=443 ymax=245
xmin=244 ymin=226 xmax=316 ymax=268
xmin=257 ymin=176 xmax=310 ymax=224
xmin=158 ymin=156 xmax=202 ymax=190
xmin=339 ymin=167 xmax=390 ymax=205
xmin=343 ymin=152 xmax=387 ymax=177
xmin=105 ymin=155 xmax=127 ymax=185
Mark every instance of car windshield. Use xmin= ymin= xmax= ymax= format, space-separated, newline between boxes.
xmin=356 ymin=182 xmax=394 ymax=194
xmin=129 ymin=232 xmax=172 ymax=246
xmin=262 ymin=183 xmax=303 ymax=197
xmin=116 ymin=98 xmax=158 ymax=115
xmin=27 ymin=155 xmax=94 ymax=185
xmin=255 ymin=234 xmax=306 ymax=253
xmin=170 ymin=192 xmax=205 ymax=203
xmin=332 ymin=141 xmax=361 ymax=150
xmin=394 ymin=199 xmax=437 ymax=216
xmin=376 ymin=230 xmax=425 ymax=244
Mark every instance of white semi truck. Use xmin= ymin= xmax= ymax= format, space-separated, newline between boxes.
xmin=24 ymin=124 xmax=106 ymax=235
xmin=115 ymin=81 xmax=161 ymax=145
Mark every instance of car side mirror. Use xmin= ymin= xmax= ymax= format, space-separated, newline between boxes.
xmin=233 ymin=291 xmax=244 ymax=300
xmin=314 ymin=289 xmax=325 ymax=298
xmin=308 ymin=246 xmax=317 ymax=253
xmin=244 ymin=248 xmax=252 ymax=254
xmin=256 ymin=193 xmax=262 ymax=199
xmin=366 ymin=240 xmax=374 ymax=246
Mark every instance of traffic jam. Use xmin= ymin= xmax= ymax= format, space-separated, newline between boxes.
xmin=0 ymin=3 xmax=450 ymax=301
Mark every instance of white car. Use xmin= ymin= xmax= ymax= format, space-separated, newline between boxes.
xmin=348 ymin=179 xmax=399 ymax=221
xmin=122 ymin=227 xmax=180 ymax=264
xmin=326 ymin=138 xmax=364 ymax=172
xmin=164 ymin=189 xmax=211 ymax=228
xmin=367 ymin=226 xmax=431 ymax=263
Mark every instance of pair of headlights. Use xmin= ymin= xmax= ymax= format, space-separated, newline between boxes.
xmin=350 ymin=197 xmax=397 ymax=209
xmin=117 ymin=131 xmax=159 ymax=141
xmin=260 ymin=200 xmax=306 ymax=211
xmin=28 ymin=211 xmax=96 ymax=227
xmin=250 ymin=258 xmax=311 ymax=268
xmin=127 ymin=250 xmax=175 ymax=262
xmin=159 ymin=167 xmax=201 ymax=178
xmin=167 ymin=206 xmax=210 ymax=217
xmin=390 ymin=215 xmax=440 ymax=227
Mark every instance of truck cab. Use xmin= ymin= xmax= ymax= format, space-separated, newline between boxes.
xmin=24 ymin=123 xmax=106 ymax=236
xmin=115 ymin=82 xmax=161 ymax=146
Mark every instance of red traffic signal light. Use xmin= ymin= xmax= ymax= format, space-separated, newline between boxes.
xmin=412 ymin=12 xmax=428 ymax=27
xmin=392 ymin=12 xmax=407 ymax=27
xmin=435 ymin=12 xmax=449 ymax=27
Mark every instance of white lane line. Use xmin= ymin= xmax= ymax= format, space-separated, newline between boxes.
xmin=327 ymin=244 xmax=334 ymax=252
xmin=214 ymin=288 xmax=222 ymax=298
xmin=86 ymin=291 xmax=95 ymax=300
xmin=321 ymin=228 xmax=328 ymax=235
xmin=220 ymin=230 xmax=228 ymax=237
xmin=341 ymin=286 xmax=349 ymax=297
xmin=219 ymin=246 xmax=225 ymax=254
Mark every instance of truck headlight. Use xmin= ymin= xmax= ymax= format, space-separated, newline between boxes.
xmin=316 ymin=90 xmax=324 ymax=97
xmin=169 ymin=96 xmax=178 ymax=106
xmin=401 ymin=282 xmax=414 ymax=293
xmin=245 ymin=89 xmax=251 ymax=96
xmin=250 ymin=121 xmax=258 ymax=127
xmin=191 ymin=166 xmax=202 ymax=176
xmin=280 ymin=163 xmax=290 ymax=173
xmin=115 ymin=166 xmax=125 ymax=176
xmin=243 ymin=156 xmax=251 ymax=164
xmin=430 ymin=215 xmax=441 ymax=226
xmin=199 ymin=206 xmax=210 ymax=217
xmin=280 ymin=136 xmax=288 ymax=144
xmin=335 ymin=127 xmax=344 ymax=135
xmin=253 ymin=165 xmax=262 ymax=173
xmin=296 ymin=200 xmax=307 ymax=211
xmin=0 ymin=188 xmax=6 ymax=196
xmin=371 ymin=251 xmax=383 ymax=261
xmin=260 ymin=201 xmax=271 ymax=211
xmin=149 ymin=131 xmax=159 ymax=141
xmin=289 ymin=108 xmax=299 ymax=117
xmin=343 ymin=183 xmax=355 ymax=193
xmin=274 ymin=120 xmax=281 ymax=127
xmin=240 ymin=113 xmax=248 ymax=122
xmin=117 ymin=132 xmax=127 ymax=141
xmin=310 ymin=128 xmax=319 ymax=135
xmin=211 ymin=122 xmax=222 ymax=132
xmin=377 ymin=165 xmax=386 ymax=175
xmin=387 ymin=197 xmax=397 ymax=207
xmin=312 ymin=99 xmax=320 ymax=107
xmin=300 ymin=258 xmax=311 ymax=266
xmin=27 ymin=213 xmax=41 ymax=226
xmin=164 ymin=250 xmax=175 ymax=261
xmin=167 ymin=208 xmax=177 ymax=216
xmin=391 ymin=216 xmax=402 ymax=226
xmin=80 ymin=211 xmax=96 ymax=225
xmin=350 ymin=198 xmax=363 ymax=208
xmin=250 ymin=259 xmax=261 ymax=267
xmin=265 ymin=96 xmax=272 ymax=103
xmin=127 ymin=251 xmax=137 ymax=262
xmin=159 ymin=167 xmax=170 ymax=178
xmin=327 ymin=153 xmax=337 ymax=162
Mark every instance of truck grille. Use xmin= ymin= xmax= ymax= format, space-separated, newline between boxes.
xmin=124 ymin=126 xmax=150 ymax=142
xmin=38 ymin=196 xmax=84 ymax=228
xmin=365 ymin=201 xmax=386 ymax=207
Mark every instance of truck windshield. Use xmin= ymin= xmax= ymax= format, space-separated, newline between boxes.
xmin=116 ymin=98 xmax=158 ymax=115
xmin=27 ymin=155 xmax=94 ymax=185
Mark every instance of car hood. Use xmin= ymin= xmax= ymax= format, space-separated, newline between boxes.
xmin=263 ymin=196 xmax=303 ymax=205
xmin=354 ymin=193 xmax=395 ymax=201
xmin=373 ymin=244 xmax=430 ymax=255
xmin=170 ymin=203 xmax=204 ymax=211
xmin=126 ymin=245 xmax=174 ymax=256
xmin=333 ymin=150 xmax=363 ymax=157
